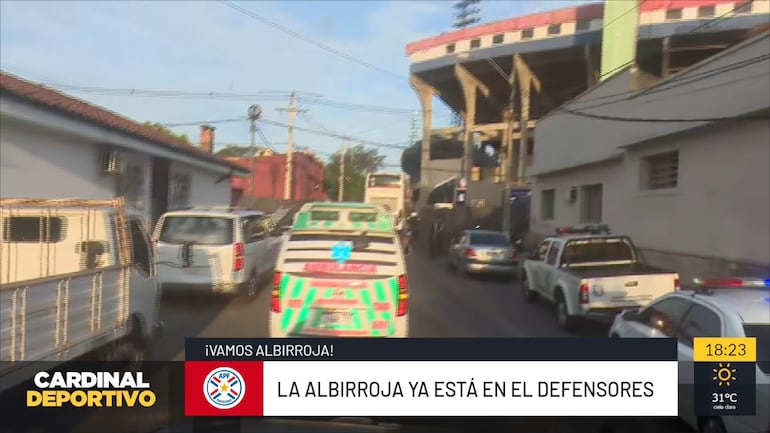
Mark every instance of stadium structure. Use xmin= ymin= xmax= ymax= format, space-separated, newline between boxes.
xmin=405 ymin=0 xmax=769 ymax=213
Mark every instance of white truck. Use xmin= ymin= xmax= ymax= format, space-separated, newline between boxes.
xmin=519 ymin=225 xmax=680 ymax=331
xmin=0 ymin=198 xmax=163 ymax=393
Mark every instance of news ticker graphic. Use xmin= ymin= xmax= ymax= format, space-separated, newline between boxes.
xmin=693 ymin=337 xmax=757 ymax=417
xmin=183 ymin=338 xmax=679 ymax=417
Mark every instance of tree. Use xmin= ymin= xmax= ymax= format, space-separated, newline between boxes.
xmin=143 ymin=121 xmax=190 ymax=143
xmin=453 ymin=0 xmax=482 ymax=29
xmin=215 ymin=145 xmax=255 ymax=158
xmin=323 ymin=144 xmax=385 ymax=201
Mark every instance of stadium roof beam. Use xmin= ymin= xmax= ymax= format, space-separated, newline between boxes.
xmin=454 ymin=63 xmax=493 ymax=180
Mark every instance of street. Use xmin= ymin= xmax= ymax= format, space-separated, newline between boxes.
xmin=5 ymin=252 xmax=694 ymax=433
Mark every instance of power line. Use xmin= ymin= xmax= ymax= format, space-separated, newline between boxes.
xmin=219 ymin=0 xmax=406 ymax=82
xmin=259 ymin=118 xmax=408 ymax=150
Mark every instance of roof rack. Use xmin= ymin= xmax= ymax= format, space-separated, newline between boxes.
xmin=555 ymin=224 xmax=611 ymax=235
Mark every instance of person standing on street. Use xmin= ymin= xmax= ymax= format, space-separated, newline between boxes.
xmin=429 ymin=216 xmax=445 ymax=258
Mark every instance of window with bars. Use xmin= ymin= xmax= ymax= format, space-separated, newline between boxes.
xmin=580 ymin=184 xmax=603 ymax=224
xmin=548 ymin=24 xmax=561 ymax=35
xmin=641 ymin=151 xmax=679 ymax=190
xmin=521 ymin=28 xmax=534 ymax=39
xmin=665 ymin=9 xmax=682 ymax=20
xmin=492 ymin=33 xmax=504 ymax=44
xmin=541 ymin=189 xmax=555 ymax=221
xmin=576 ymin=19 xmax=592 ymax=32
xmin=735 ymin=1 xmax=753 ymax=14
xmin=698 ymin=5 xmax=716 ymax=17
xmin=470 ymin=38 xmax=481 ymax=49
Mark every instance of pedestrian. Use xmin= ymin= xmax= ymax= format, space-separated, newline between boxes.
xmin=430 ymin=216 xmax=445 ymax=258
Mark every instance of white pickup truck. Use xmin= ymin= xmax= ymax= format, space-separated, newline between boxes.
xmin=0 ymin=198 xmax=163 ymax=393
xmin=519 ymin=226 xmax=680 ymax=331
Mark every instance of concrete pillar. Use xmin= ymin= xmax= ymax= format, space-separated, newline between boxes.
xmin=453 ymin=64 xmax=490 ymax=182
xmin=513 ymin=54 xmax=541 ymax=183
xmin=585 ymin=44 xmax=598 ymax=87
xmin=410 ymin=74 xmax=434 ymax=205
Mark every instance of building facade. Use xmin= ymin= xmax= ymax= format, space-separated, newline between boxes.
xmin=228 ymin=150 xmax=325 ymax=202
xmin=0 ymin=72 xmax=249 ymax=228
xmin=528 ymin=32 xmax=770 ymax=282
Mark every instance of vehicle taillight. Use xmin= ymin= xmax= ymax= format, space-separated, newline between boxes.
xmin=233 ymin=242 xmax=244 ymax=271
xmin=465 ymin=248 xmax=476 ymax=258
xmin=397 ymin=274 xmax=408 ymax=316
xmin=272 ymin=271 xmax=282 ymax=313
xmin=674 ymin=277 xmax=680 ymax=291
xmin=579 ymin=283 xmax=590 ymax=304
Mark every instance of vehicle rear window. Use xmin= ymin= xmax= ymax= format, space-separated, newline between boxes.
xmin=469 ymin=233 xmax=510 ymax=246
xmin=348 ymin=212 xmax=378 ymax=223
xmin=310 ymin=210 xmax=339 ymax=221
xmin=743 ymin=324 xmax=770 ymax=375
xmin=562 ymin=238 xmax=634 ymax=265
xmin=158 ymin=216 xmax=233 ymax=245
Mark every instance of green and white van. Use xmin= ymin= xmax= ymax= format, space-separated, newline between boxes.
xmin=269 ymin=202 xmax=409 ymax=338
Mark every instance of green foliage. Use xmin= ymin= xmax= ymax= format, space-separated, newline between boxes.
xmin=323 ymin=144 xmax=385 ymax=201
xmin=143 ymin=121 xmax=189 ymax=143
xmin=215 ymin=145 xmax=255 ymax=157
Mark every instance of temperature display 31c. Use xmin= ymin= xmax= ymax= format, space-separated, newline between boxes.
xmin=693 ymin=337 xmax=757 ymax=417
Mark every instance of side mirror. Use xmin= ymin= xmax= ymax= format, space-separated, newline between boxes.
xmin=622 ymin=308 xmax=641 ymax=322
xmin=252 ymin=228 xmax=267 ymax=240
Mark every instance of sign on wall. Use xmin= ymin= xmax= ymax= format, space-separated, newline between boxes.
xmin=600 ymin=0 xmax=640 ymax=81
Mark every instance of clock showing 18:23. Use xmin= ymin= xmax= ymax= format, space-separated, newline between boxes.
xmin=693 ymin=337 xmax=757 ymax=417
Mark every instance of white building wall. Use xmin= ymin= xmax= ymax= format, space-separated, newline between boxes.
xmin=531 ymin=119 xmax=770 ymax=280
xmin=169 ymin=160 xmax=231 ymax=208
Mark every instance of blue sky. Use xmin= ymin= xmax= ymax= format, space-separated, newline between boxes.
xmin=0 ymin=0 xmax=582 ymax=166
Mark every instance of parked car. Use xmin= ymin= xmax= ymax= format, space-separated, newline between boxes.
xmin=270 ymin=202 xmax=409 ymax=338
xmin=0 ymin=198 xmax=162 ymax=393
xmin=152 ymin=207 xmax=283 ymax=300
xmin=609 ymin=277 xmax=770 ymax=433
xmin=447 ymin=229 xmax=517 ymax=279
xmin=519 ymin=225 xmax=680 ymax=331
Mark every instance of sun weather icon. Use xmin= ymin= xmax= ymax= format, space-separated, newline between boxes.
xmin=331 ymin=241 xmax=353 ymax=264
xmin=713 ymin=363 xmax=737 ymax=387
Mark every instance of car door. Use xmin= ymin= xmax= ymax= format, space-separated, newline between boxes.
xmin=127 ymin=215 xmax=160 ymax=339
xmin=254 ymin=215 xmax=277 ymax=270
xmin=674 ymin=302 xmax=724 ymax=428
xmin=526 ymin=240 xmax=552 ymax=294
xmin=262 ymin=215 xmax=282 ymax=269
xmin=542 ymin=239 xmax=561 ymax=300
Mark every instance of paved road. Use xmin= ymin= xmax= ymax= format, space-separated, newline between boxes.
xmin=4 ymin=253 xmax=694 ymax=433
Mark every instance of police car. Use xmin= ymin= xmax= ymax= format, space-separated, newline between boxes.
xmin=609 ymin=277 xmax=770 ymax=433
xmin=269 ymin=202 xmax=409 ymax=338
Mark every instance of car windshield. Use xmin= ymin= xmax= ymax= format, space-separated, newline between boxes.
xmin=469 ymin=233 xmax=510 ymax=246
xmin=158 ymin=216 xmax=233 ymax=245
xmin=743 ymin=324 xmax=770 ymax=375
xmin=562 ymin=238 xmax=635 ymax=265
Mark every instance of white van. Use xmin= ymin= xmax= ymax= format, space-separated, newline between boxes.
xmin=269 ymin=202 xmax=409 ymax=338
xmin=0 ymin=198 xmax=162 ymax=392
xmin=152 ymin=207 xmax=283 ymax=300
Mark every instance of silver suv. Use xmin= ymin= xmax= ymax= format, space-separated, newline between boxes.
xmin=152 ymin=207 xmax=284 ymax=300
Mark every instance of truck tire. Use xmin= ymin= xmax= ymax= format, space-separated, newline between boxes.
xmin=521 ymin=272 xmax=536 ymax=303
xmin=555 ymin=290 xmax=577 ymax=332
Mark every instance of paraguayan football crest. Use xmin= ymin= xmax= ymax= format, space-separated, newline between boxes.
xmin=204 ymin=367 xmax=245 ymax=409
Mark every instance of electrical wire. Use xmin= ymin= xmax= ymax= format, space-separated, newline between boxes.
xmin=558 ymin=105 xmax=768 ymax=122
xmin=259 ymin=118 xmax=408 ymax=150
xmin=219 ymin=0 xmax=406 ymax=82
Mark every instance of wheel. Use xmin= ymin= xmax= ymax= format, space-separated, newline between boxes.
xmin=521 ymin=273 xmax=536 ymax=303
xmin=103 ymin=338 xmax=147 ymax=372
xmin=699 ymin=418 xmax=726 ymax=433
xmin=555 ymin=292 xmax=576 ymax=332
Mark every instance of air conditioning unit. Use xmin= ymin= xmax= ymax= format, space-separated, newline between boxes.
xmin=100 ymin=150 xmax=125 ymax=174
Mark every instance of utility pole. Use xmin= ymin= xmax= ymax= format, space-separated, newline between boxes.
xmin=501 ymin=67 xmax=517 ymax=237
xmin=276 ymin=92 xmax=307 ymax=200
xmin=338 ymin=138 xmax=348 ymax=202
xmin=247 ymin=104 xmax=263 ymax=196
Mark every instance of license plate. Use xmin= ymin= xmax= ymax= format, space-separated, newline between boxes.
xmin=320 ymin=311 xmax=353 ymax=326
